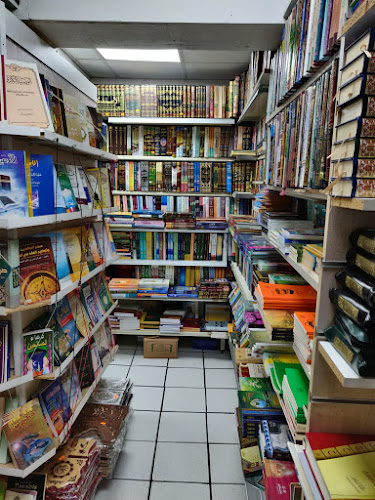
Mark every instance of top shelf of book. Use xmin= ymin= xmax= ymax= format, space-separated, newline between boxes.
xmin=0 ymin=123 xmax=117 ymax=161
xmin=265 ymin=185 xmax=327 ymax=203
xmin=236 ymin=71 xmax=270 ymax=124
xmin=340 ymin=0 xmax=375 ymax=43
xmin=107 ymin=117 xmax=236 ymax=126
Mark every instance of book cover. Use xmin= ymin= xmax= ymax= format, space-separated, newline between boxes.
xmin=19 ymin=237 xmax=60 ymax=304
xmin=63 ymin=94 xmax=83 ymax=142
xmin=6 ymin=474 xmax=47 ymax=500
xmin=263 ymin=458 xmax=298 ymax=500
xmin=79 ymin=281 xmax=102 ymax=324
xmin=61 ymin=228 xmax=89 ymax=282
xmin=49 ymin=85 xmax=66 ymax=136
xmin=65 ymin=165 xmax=88 ymax=205
xmin=2 ymin=399 xmax=55 ymax=469
xmin=52 ymin=166 xmax=67 ymax=214
xmin=54 ymin=296 xmax=80 ymax=348
xmin=23 ymin=329 xmax=53 ymax=378
xmin=55 ymin=164 xmax=78 ymax=212
xmin=28 ymin=154 xmax=54 ymax=217
xmin=38 ymin=378 xmax=71 ymax=437
xmin=60 ymin=362 xmax=81 ymax=412
xmin=38 ymin=231 xmax=72 ymax=289
xmin=0 ymin=396 xmax=19 ymax=464
xmin=0 ymin=150 xmax=29 ymax=218
xmin=67 ymin=289 xmax=91 ymax=338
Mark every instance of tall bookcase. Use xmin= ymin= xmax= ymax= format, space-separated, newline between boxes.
xmin=0 ymin=4 xmax=118 ymax=478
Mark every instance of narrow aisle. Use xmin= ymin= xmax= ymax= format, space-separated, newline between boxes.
xmin=95 ymin=340 xmax=247 ymax=500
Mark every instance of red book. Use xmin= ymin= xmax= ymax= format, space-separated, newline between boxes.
xmin=263 ymin=458 xmax=298 ymax=499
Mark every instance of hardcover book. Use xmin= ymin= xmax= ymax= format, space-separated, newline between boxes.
xmin=55 ymin=163 xmax=78 ymax=212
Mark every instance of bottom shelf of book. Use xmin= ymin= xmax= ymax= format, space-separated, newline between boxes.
xmin=115 ymin=329 xmax=228 ymax=339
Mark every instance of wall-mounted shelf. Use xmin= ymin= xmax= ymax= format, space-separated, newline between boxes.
xmin=116 ymin=155 xmax=232 ymax=162
xmin=111 ymin=294 xmax=228 ymax=302
xmin=264 ymin=185 xmax=327 ymax=203
xmin=340 ymin=0 xmax=375 ymax=43
xmin=0 ymin=448 xmax=57 ymax=479
xmin=230 ymin=262 xmax=256 ymax=310
xmin=0 ymin=373 xmax=34 ymax=394
xmin=237 ymin=71 xmax=270 ymax=123
xmin=112 ymin=190 xmax=231 ymax=197
xmin=108 ymin=117 xmax=235 ymax=126
xmin=113 ymin=259 xmax=227 ymax=267
xmin=231 ymin=192 xmax=256 ymax=199
xmin=330 ymin=197 xmax=375 ymax=211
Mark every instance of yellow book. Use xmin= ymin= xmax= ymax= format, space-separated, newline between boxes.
xmin=195 ymin=267 xmax=201 ymax=286
xmin=185 ymin=267 xmax=191 ymax=286
xmin=318 ymin=450 xmax=375 ymax=499
xmin=146 ymin=232 xmax=152 ymax=260
xmin=61 ymin=228 xmax=89 ymax=282
xmin=129 ymin=162 xmax=134 ymax=192
xmin=25 ymin=153 xmax=33 ymax=216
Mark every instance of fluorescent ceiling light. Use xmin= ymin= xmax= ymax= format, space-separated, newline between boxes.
xmin=97 ymin=48 xmax=180 ymax=63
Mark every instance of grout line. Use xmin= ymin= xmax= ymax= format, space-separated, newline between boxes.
xmin=203 ymin=352 xmax=213 ymax=500
xmin=147 ymin=356 xmax=169 ymax=500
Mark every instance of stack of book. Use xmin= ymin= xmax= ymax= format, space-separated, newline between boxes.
xmin=252 ymin=189 xmax=293 ymax=223
xmin=137 ymin=278 xmax=170 ymax=298
xmin=108 ymin=278 xmax=140 ymax=296
xmin=204 ymin=304 xmax=230 ymax=332
xmin=327 ymin=228 xmax=375 ymax=376
xmin=140 ymin=312 xmax=161 ymax=330
xmin=105 ymin=212 xmax=134 ymax=229
xmin=195 ymin=217 xmax=227 ymax=231
xmin=112 ymin=232 xmax=133 ymax=259
xmin=260 ymin=310 xmax=295 ymax=342
xmin=255 ymin=283 xmax=317 ymax=311
xmin=132 ymin=209 xmax=165 ymax=229
xmin=110 ymin=308 xmax=142 ymax=331
xmin=160 ymin=309 xmax=186 ymax=333
xmin=90 ymin=377 xmax=133 ymax=406
xmin=293 ymin=311 xmax=315 ymax=365
xmin=301 ymin=244 xmax=323 ymax=279
xmin=268 ymin=273 xmax=307 ymax=285
xmin=261 ymin=212 xmax=303 ymax=234
xmin=167 ymin=286 xmax=198 ymax=298
xmin=198 ymin=278 xmax=231 ymax=300
xmin=227 ymin=215 xmax=262 ymax=236
xmin=289 ymin=244 xmax=305 ymax=263
xmin=165 ymin=212 xmax=195 ymax=229
xmin=274 ymin=228 xmax=324 ymax=255
xmin=331 ymin=29 xmax=375 ymax=198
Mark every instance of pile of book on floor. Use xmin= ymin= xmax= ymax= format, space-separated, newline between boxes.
xmin=160 ymin=309 xmax=186 ymax=333
xmin=165 ymin=212 xmax=195 ymax=229
xmin=167 ymin=285 xmax=198 ymax=298
xmin=195 ymin=217 xmax=227 ymax=231
xmin=198 ymin=278 xmax=231 ymax=300
xmin=327 ymin=228 xmax=375 ymax=376
xmin=331 ymin=28 xmax=375 ymax=198
xmin=71 ymin=401 xmax=132 ymax=478
xmin=132 ymin=209 xmax=165 ymax=229
xmin=41 ymin=438 xmax=101 ymax=500
xmin=137 ymin=278 xmax=170 ymax=298
xmin=108 ymin=278 xmax=140 ymax=296
xmin=293 ymin=311 xmax=315 ymax=367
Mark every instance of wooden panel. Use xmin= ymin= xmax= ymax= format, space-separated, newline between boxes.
xmin=308 ymin=400 xmax=375 ymax=434
xmin=314 ymin=267 xmax=341 ymax=334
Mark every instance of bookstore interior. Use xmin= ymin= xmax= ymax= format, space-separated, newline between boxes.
xmin=4 ymin=0 xmax=375 ymax=498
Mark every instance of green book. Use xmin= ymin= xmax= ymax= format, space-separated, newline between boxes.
xmin=268 ymin=273 xmax=307 ymax=285
xmin=173 ymin=233 xmax=178 ymax=260
xmin=270 ymin=362 xmax=302 ymax=394
xmin=55 ymin=163 xmax=78 ymax=211
xmin=283 ymin=367 xmax=309 ymax=422
xmin=23 ymin=329 xmax=54 ymax=377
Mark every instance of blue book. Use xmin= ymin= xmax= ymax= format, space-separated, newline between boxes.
xmin=54 ymin=296 xmax=80 ymax=347
xmin=196 ymin=162 xmax=200 ymax=192
xmin=180 ymin=267 xmax=186 ymax=286
xmin=38 ymin=231 xmax=72 ymax=288
xmin=0 ymin=150 xmax=29 ymax=217
xmin=226 ymin=162 xmax=232 ymax=193
xmin=29 ymin=154 xmax=54 ymax=216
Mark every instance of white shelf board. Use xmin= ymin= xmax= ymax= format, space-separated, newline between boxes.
xmin=112 ymin=190 xmax=231 ymax=197
xmin=264 ymin=236 xmax=319 ymax=290
xmin=116 ymin=155 xmax=232 ymax=162
xmin=0 ymin=372 xmax=34 ymax=394
xmin=113 ymin=259 xmax=227 ymax=267
xmin=39 ymin=301 xmax=118 ymax=381
xmin=0 ymin=123 xmax=117 ymax=160
xmin=1 ymin=257 xmax=118 ymax=316
xmin=288 ymin=443 xmax=317 ymax=500
xmin=0 ymin=448 xmax=57 ymax=479
xmin=114 ymin=328 xmax=227 ymax=338
xmin=232 ymin=192 xmax=256 ymax=199
xmin=293 ymin=342 xmax=311 ymax=379
xmin=319 ymin=341 xmax=375 ymax=389
xmin=108 ymin=117 xmax=235 ymax=125
xmin=230 ymin=262 xmax=256 ymax=310
xmin=109 ymin=226 xmax=228 ymax=234
xmin=112 ymin=294 xmax=228 ymax=302
xmin=237 ymin=71 xmax=270 ymax=123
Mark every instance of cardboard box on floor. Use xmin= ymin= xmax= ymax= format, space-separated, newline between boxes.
xmin=143 ymin=336 xmax=179 ymax=358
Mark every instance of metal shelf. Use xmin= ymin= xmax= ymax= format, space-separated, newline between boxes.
xmin=116 ymin=155 xmax=232 ymax=162
xmin=108 ymin=117 xmax=235 ymax=125
xmin=112 ymin=190 xmax=231 ymax=197
xmin=112 ymin=259 xmax=227 ymax=267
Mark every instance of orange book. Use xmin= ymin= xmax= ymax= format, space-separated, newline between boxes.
xmin=294 ymin=311 xmax=315 ymax=337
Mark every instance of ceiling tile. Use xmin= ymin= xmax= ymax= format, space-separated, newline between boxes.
xmin=181 ymin=50 xmax=250 ymax=64
xmin=77 ymin=59 xmax=117 ymax=78
xmin=105 ymin=60 xmax=185 ymax=79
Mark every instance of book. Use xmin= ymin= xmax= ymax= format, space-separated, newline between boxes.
xmin=63 ymin=94 xmax=83 ymax=142
xmin=28 ymin=154 xmax=54 ymax=217
xmin=19 ymin=237 xmax=60 ymax=304
xmin=23 ymin=329 xmax=53 ymax=377
xmin=54 ymin=296 xmax=81 ymax=348
xmin=66 ymin=289 xmax=91 ymax=338
xmin=5 ymin=492 xmax=35 ymax=500
xmin=0 ymin=396 xmax=18 ymax=464
xmin=38 ymin=231 xmax=72 ymax=288
xmin=61 ymin=228 xmax=89 ymax=282
xmin=55 ymin=164 xmax=78 ymax=212
xmin=263 ymin=458 xmax=298 ymax=500
xmin=60 ymin=362 xmax=82 ymax=412
xmin=6 ymin=474 xmax=47 ymax=500
xmin=0 ymin=150 xmax=30 ymax=217
xmin=2 ymin=399 xmax=55 ymax=469
xmin=38 ymin=378 xmax=71 ymax=437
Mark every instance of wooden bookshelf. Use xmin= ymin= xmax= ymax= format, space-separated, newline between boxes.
xmin=330 ymin=197 xmax=375 ymax=211
xmin=116 ymin=155 xmax=232 ymax=162
xmin=108 ymin=117 xmax=235 ymax=125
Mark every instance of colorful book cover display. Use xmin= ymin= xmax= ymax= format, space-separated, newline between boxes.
xmin=23 ymin=329 xmax=53 ymax=377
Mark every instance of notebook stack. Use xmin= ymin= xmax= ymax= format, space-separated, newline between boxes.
xmin=160 ymin=309 xmax=186 ymax=333
xmin=110 ymin=308 xmax=142 ymax=331
xmin=167 ymin=286 xmax=198 ymax=298
xmin=105 ymin=211 xmax=134 ymax=229
xmin=198 ymin=278 xmax=231 ymax=300
xmin=331 ymin=29 xmax=375 ymax=198
xmin=301 ymin=244 xmax=323 ymax=279
xmin=108 ymin=278 xmax=140 ymax=296
xmin=137 ymin=278 xmax=170 ymax=297
xmin=196 ymin=217 xmax=227 ymax=231
xmin=132 ymin=209 xmax=165 ymax=229
xmin=255 ymin=283 xmax=317 ymax=311
xmin=140 ymin=312 xmax=161 ymax=329
xmin=293 ymin=311 xmax=315 ymax=365
xmin=165 ymin=212 xmax=195 ymax=229
xmin=227 ymin=215 xmax=262 ymax=236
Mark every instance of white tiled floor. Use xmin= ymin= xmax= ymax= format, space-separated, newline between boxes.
xmin=96 ymin=341 xmax=247 ymax=500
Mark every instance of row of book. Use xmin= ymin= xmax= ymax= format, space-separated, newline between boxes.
xmin=330 ymin=29 xmax=375 ymax=198
xmin=267 ymin=62 xmax=338 ymax=190
xmin=239 ymin=51 xmax=273 ymax=116
xmin=40 ymin=73 xmax=106 ymax=149
xmin=112 ymin=231 xmax=225 ymax=262
xmin=266 ymin=0 xmax=343 ymax=109
xmin=268 ymin=227 xmax=324 ymax=255
xmin=97 ymin=81 xmax=242 ymax=118
xmin=0 ymin=151 xmax=113 ymax=218
xmin=1 ymin=221 xmax=116 ymax=309
xmin=109 ymin=125 xmax=236 ymax=157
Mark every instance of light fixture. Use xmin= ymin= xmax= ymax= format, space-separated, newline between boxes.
xmin=97 ymin=48 xmax=180 ymax=63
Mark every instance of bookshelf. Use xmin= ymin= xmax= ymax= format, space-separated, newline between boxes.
xmin=114 ymin=258 xmax=228 ymax=267
xmin=339 ymin=0 xmax=375 ymax=41
xmin=112 ymin=190 xmax=231 ymax=197
xmin=116 ymin=155 xmax=233 ymax=162
xmin=111 ymin=294 xmax=228 ymax=302
xmin=115 ymin=328 xmax=228 ymax=339
xmin=108 ymin=117 xmax=236 ymax=125
xmin=264 ymin=185 xmax=327 ymax=203
xmin=231 ymin=192 xmax=256 ymax=199
xmin=108 ymin=227 xmax=228 ymax=234
xmin=237 ymin=70 xmax=270 ymax=123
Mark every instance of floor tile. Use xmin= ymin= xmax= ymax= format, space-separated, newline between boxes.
xmin=165 ymin=367 xmax=204 ymax=388
xmin=206 ymin=389 xmax=238 ymax=413
xmin=158 ymin=412 xmax=207 ymax=442
xmin=102 ymin=364 xmax=130 ymax=378
xmin=168 ymin=351 xmax=203 ymax=368
xmin=111 ymin=350 xmax=135 ymax=366
xmin=153 ymin=442 xmax=209 ymax=482
xmin=126 ymin=410 xmax=160 ymax=441
xmin=162 ymin=387 xmax=206 ymax=412
xmin=131 ymin=386 xmax=164 ymax=411
xmin=204 ymin=351 xmax=233 ymax=369
xmin=209 ymin=444 xmax=244 ymax=484
xmin=150 ymin=482 xmax=210 ymax=500
xmin=113 ymin=441 xmax=155 ymax=480
xmin=128 ymin=365 xmax=167 ymax=387
xmin=205 ymin=368 xmax=237 ymax=389
xmin=211 ymin=484 xmax=247 ymax=500
xmin=95 ymin=479 xmax=149 ymax=500
xmin=207 ymin=413 xmax=239 ymax=443
xmin=132 ymin=351 xmax=169 ymax=366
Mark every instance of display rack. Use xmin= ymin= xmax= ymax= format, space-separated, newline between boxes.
xmin=108 ymin=227 xmax=228 ymax=234
xmin=114 ymin=258 xmax=228 ymax=267
xmin=264 ymin=185 xmax=327 ymax=203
